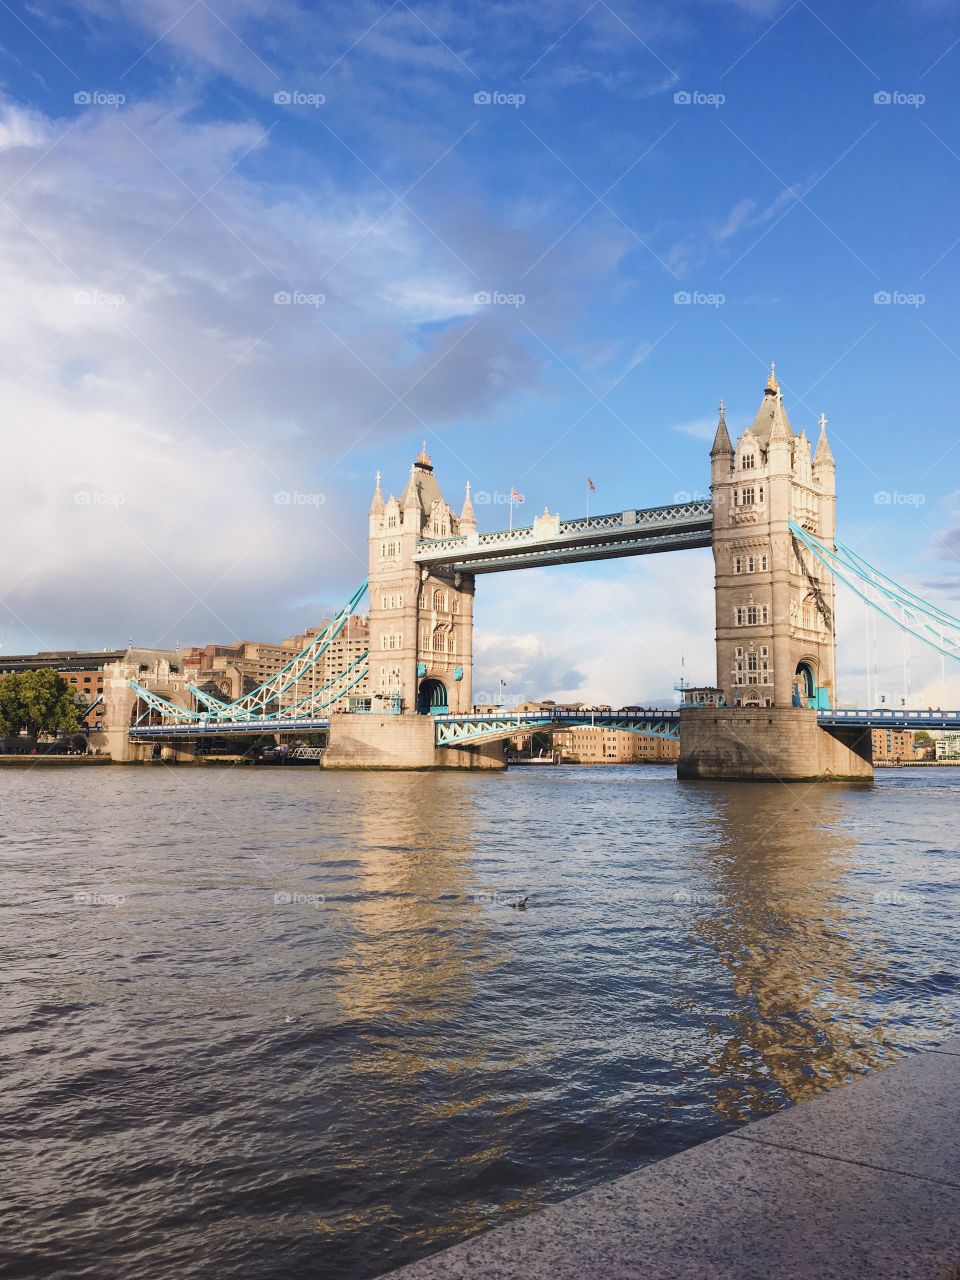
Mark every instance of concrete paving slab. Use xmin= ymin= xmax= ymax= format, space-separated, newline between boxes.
xmin=380 ymin=1134 xmax=960 ymax=1280
xmin=733 ymin=1049 xmax=960 ymax=1189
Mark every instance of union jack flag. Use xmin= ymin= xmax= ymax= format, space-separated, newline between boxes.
xmin=510 ymin=487 xmax=524 ymax=503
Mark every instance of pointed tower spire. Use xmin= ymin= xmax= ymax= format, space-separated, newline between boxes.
xmin=766 ymin=361 xmax=778 ymax=394
xmin=769 ymin=389 xmax=792 ymax=443
xmin=459 ymin=480 xmax=477 ymax=532
xmin=369 ymin=470 xmax=384 ymax=516
xmin=416 ymin=440 xmax=433 ymax=469
xmin=710 ymin=399 xmax=734 ymax=457
xmin=814 ymin=411 xmax=835 ymax=468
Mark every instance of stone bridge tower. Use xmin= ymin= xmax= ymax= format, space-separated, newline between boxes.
xmin=366 ymin=445 xmax=475 ymax=715
xmin=710 ymin=365 xmax=837 ymax=710
xmin=680 ymin=365 xmax=869 ymax=780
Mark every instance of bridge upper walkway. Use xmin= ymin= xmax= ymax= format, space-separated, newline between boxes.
xmin=412 ymin=500 xmax=713 ymax=574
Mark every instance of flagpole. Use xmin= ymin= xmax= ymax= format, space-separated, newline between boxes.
xmin=586 ymin=478 xmax=590 ymax=519
xmin=509 ymin=490 xmax=514 ymax=532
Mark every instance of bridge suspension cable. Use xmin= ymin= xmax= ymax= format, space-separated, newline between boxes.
xmin=129 ymin=580 xmax=370 ymax=725
xmin=205 ymin=579 xmax=368 ymax=717
xmin=789 ymin=521 xmax=960 ymax=662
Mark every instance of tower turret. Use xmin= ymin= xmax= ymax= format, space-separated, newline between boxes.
xmin=813 ymin=412 xmax=835 ymax=474
xmin=369 ymin=471 xmax=384 ymax=519
xmin=459 ymin=481 xmax=477 ymax=533
xmin=711 ymin=401 xmax=733 ymax=457
xmin=710 ymin=401 xmax=734 ymax=491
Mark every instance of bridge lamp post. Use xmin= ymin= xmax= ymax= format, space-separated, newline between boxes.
xmin=499 ymin=678 xmax=506 ymax=710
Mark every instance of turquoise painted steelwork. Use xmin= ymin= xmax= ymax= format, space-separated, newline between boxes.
xmin=434 ymin=709 xmax=681 ymax=748
xmin=130 ymin=580 xmax=369 ymax=724
xmin=789 ymin=521 xmax=960 ymax=661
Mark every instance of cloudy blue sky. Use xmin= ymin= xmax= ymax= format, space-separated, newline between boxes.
xmin=0 ymin=0 xmax=958 ymax=705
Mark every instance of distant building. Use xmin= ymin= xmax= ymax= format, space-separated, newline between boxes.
xmin=870 ymin=727 xmax=917 ymax=762
xmin=182 ymin=615 xmax=370 ymax=713
xmin=934 ymin=732 xmax=960 ymax=761
xmin=676 ymin=684 xmax=725 ymax=707
xmin=553 ymin=725 xmax=679 ymax=764
xmin=0 ymin=649 xmax=126 ymax=727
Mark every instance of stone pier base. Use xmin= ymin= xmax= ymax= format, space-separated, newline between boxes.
xmin=102 ymin=730 xmax=199 ymax=763
xmin=677 ymin=706 xmax=873 ymax=782
xmin=322 ymin=714 xmax=506 ymax=770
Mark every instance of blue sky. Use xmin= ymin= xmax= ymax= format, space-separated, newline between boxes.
xmin=0 ymin=0 xmax=958 ymax=705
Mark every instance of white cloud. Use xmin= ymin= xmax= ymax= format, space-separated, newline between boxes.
xmin=672 ymin=416 xmax=717 ymax=442
xmin=474 ymin=553 xmax=716 ymax=706
xmin=0 ymin=95 xmax=555 ymax=650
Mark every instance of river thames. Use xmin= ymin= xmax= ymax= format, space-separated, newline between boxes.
xmin=2 ymin=765 xmax=957 ymax=1279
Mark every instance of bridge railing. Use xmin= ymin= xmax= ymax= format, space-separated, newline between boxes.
xmin=819 ymin=708 xmax=960 ymax=726
xmin=433 ymin=707 xmax=678 ymax=723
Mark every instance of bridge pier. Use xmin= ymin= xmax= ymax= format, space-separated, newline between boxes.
xmin=322 ymin=713 xmax=506 ymax=770
xmin=677 ymin=707 xmax=873 ymax=782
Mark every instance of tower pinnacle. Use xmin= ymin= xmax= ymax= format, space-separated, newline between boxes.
xmin=814 ymin=411 xmax=835 ymax=467
xmin=711 ymin=399 xmax=734 ymax=457
xmin=460 ymin=480 xmax=477 ymax=532
xmin=769 ymin=388 xmax=792 ymax=443
xmin=369 ymin=470 xmax=384 ymax=516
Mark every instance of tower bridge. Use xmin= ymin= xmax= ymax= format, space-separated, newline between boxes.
xmin=109 ymin=366 xmax=960 ymax=779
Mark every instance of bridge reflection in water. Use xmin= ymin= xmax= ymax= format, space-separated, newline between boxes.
xmin=292 ymin=769 xmax=948 ymax=1264
xmin=677 ymin=781 xmax=893 ymax=1120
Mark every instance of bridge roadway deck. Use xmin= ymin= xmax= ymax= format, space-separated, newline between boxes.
xmin=126 ymin=708 xmax=960 ymax=742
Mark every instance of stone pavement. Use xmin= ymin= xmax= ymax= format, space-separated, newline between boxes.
xmin=380 ymin=1036 xmax=960 ymax=1280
